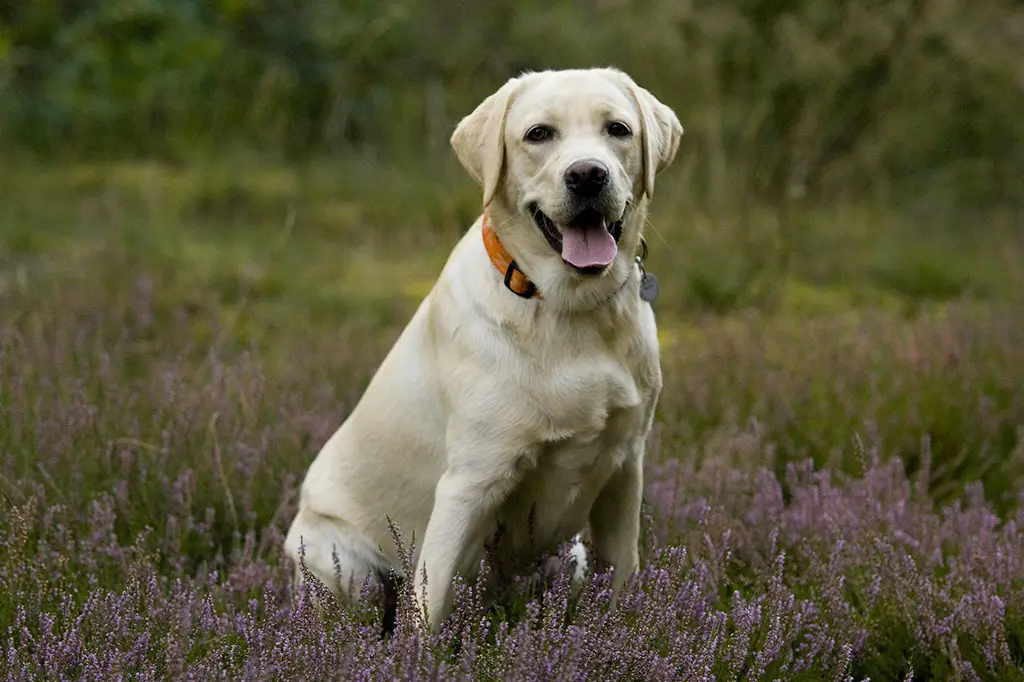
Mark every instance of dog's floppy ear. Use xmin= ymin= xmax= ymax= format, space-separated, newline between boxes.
xmin=619 ymin=75 xmax=683 ymax=199
xmin=451 ymin=77 xmax=522 ymax=207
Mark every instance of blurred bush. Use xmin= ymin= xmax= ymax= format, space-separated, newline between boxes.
xmin=1 ymin=0 xmax=1022 ymax=208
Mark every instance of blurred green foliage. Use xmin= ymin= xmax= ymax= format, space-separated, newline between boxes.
xmin=2 ymin=0 xmax=1022 ymax=209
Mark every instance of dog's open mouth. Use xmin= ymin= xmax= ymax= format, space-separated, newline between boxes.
xmin=531 ymin=205 xmax=624 ymax=274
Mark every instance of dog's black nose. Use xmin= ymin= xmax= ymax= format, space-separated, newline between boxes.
xmin=564 ymin=160 xmax=609 ymax=198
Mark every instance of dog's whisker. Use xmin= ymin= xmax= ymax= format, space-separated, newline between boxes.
xmin=641 ymin=215 xmax=684 ymax=264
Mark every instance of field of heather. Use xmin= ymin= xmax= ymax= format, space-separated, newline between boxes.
xmin=2 ymin=0 xmax=1023 ymax=677
xmin=1 ymin=159 xmax=1022 ymax=681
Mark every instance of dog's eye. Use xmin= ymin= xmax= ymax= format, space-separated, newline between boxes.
xmin=525 ymin=125 xmax=553 ymax=143
xmin=606 ymin=121 xmax=632 ymax=138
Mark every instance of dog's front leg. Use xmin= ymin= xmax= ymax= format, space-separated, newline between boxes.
xmin=587 ymin=448 xmax=643 ymax=606
xmin=413 ymin=446 xmax=521 ymax=631
xmin=589 ymin=381 xmax=659 ymax=605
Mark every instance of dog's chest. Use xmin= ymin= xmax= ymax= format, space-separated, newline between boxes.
xmin=510 ymin=345 xmax=635 ymax=441
xmin=495 ymin=340 xmax=650 ymax=528
xmin=504 ymin=313 xmax=646 ymax=431
xmin=494 ymin=377 xmax=645 ymax=561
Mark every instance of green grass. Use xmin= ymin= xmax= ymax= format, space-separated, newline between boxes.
xmin=3 ymin=157 xmax=1019 ymax=324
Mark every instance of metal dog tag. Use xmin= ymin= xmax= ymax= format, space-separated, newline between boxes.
xmin=639 ymin=271 xmax=659 ymax=303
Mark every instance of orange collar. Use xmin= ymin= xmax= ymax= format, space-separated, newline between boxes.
xmin=482 ymin=215 xmax=542 ymax=299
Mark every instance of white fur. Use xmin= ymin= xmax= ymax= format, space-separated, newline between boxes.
xmin=284 ymin=68 xmax=682 ymax=631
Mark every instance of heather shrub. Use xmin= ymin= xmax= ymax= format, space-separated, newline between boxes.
xmin=3 ymin=283 xmax=1024 ymax=679
xmin=4 ymin=438 xmax=1024 ymax=679
xmin=654 ymin=305 xmax=1024 ymax=513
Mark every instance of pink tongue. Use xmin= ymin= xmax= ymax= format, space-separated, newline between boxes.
xmin=560 ymin=220 xmax=617 ymax=268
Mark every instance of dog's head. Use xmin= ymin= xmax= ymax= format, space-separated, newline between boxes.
xmin=452 ymin=68 xmax=682 ymax=304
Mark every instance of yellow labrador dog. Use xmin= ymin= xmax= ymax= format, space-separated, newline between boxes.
xmin=285 ymin=67 xmax=682 ymax=631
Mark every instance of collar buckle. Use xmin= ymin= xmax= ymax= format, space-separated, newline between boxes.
xmin=483 ymin=214 xmax=542 ymax=299
xmin=503 ymin=260 xmax=537 ymax=299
